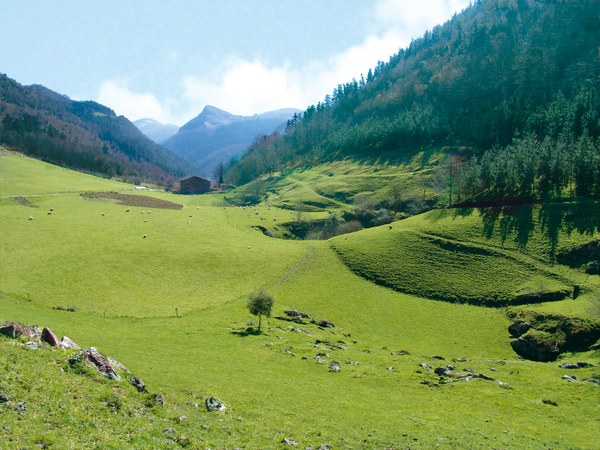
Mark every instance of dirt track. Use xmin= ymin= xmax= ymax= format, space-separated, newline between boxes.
xmin=80 ymin=192 xmax=183 ymax=210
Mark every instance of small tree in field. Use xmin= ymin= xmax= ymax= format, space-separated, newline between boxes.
xmin=247 ymin=290 xmax=274 ymax=332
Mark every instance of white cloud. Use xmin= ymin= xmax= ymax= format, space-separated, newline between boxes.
xmin=97 ymin=1 xmax=470 ymax=125
xmin=181 ymin=30 xmax=407 ymax=119
xmin=182 ymin=59 xmax=306 ymax=117
xmin=97 ymin=80 xmax=175 ymax=124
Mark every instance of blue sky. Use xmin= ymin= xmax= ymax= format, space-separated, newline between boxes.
xmin=2 ymin=0 xmax=469 ymax=125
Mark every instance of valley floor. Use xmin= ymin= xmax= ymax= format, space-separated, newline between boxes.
xmin=1 ymin=153 xmax=599 ymax=448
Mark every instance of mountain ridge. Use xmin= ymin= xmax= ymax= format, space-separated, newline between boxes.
xmin=0 ymin=74 xmax=193 ymax=187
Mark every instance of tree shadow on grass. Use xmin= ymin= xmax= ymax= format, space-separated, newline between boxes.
xmin=476 ymin=200 xmax=600 ymax=255
xmin=231 ymin=327 xmax=262 ymax=337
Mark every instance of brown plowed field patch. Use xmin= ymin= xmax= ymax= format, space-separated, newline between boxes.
xmin=81 ymin=192 xmax=183 ymax=210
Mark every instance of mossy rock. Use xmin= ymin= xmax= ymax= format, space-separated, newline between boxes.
xmin=511 ymin=330 xmax=566 ymax=362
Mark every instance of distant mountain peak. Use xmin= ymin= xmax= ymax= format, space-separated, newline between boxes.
xmin=184 ymin=105 xmax=242 ymax=130
xmin=133 ymin=118 xmax=179 ymax=144
xmin=164 ymin=105 xmax=300 ymax=177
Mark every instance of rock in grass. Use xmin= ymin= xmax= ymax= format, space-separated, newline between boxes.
xmin=329 ymin=361 xmax=341 ymax=372
xmin=0 ymin=322 xmax=40 ymax=339
xmin=60 ymin=335 xmax=80 ymax=349
xmin=434 ymin=367 xmax=449 ymax=376
xmin=559 ymin=363 xmax=580 ymax=369
xmin=508 ymin=320 xmax=531 ymax=338
xmin=282 ymin=437 xmax=298 ymax=446
xmin=559 ymin=361 xmax=593 ymax=369
xmin=77 ymin=347 xmax=122 ymax=380
xmin=205 ymin=396 xmax=226 ymax=412
xmin=0 ymin=392 xmax=8 ymax=403
xmin=128 ymin=377 xmax=147 ymax=393
xmin=41 ymin=327 xmax=60 ymax=346
xmin=562 ymin=375 xmax=577 ymax=382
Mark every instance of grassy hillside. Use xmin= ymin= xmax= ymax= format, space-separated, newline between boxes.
xmin=0 ymin=148 xmax=132 ymax=195
xmin=332 ymin=205 xmax=600 ymax=307
xmin=1 ymin=153 xmax=599 ymax=448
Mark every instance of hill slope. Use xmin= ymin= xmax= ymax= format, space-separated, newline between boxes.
xmin=164 ymin=105 xmax=298 ymax=178
xmin=0 ymin=74 xmax=193 ymax=186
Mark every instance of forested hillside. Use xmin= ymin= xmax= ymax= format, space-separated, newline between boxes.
xmin=0 ymin=75 xmax=193 ymax=186
xmin=227 ymin=0 xmax=600 ymax=200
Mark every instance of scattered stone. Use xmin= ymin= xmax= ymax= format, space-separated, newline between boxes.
xmin=419 ymin=363 xmax=431 ymax=370
xmin=311 ymin=318 xmax=335 ymax=328
xmin=387 ymin=366 xmax=394 ymax=371
xmin=60 ymin=336 xmax=80 ymax=349
xmin=0 ymin=324 xmax=18 ymax=338
xmin=206 ymin=396 xmax=226 ymax=412
xmin=128 ymin=377 xmax=147 ymax=393
xmin=153 ymin=393 xmax=165 ymax=405
xmin=542 ymin=399 xmax=558 ymax=406
xmin=329 ymin=361 xmax=341 ymax=372
xmin=163 ymin=428 xmax=176 ymax=436
xmin=315 ymin=357 xmax=326 ymax=364
xmin=0 ymin=322 xmax=40 ymax=339
xmin=562 ymin=375 xmax=577 ymax=382
xmin=390 ymin=349 xmax=411 ymax=355
xmin=434 ymin=367 xmax=449 ymax=376
xmin=15 ymin=401 xmax=26 ymax=413
xmin=452 ymin=357 xmax=468 ymax=362
xmin=315 ymin=339 xmax=345 ymax=350
xmin=25 ymin=341 xmax=38 ymax=350
xmin=282 ymin=437 xmax=298 ymax=446
xmin=284 ymin=310 xmax=309 ymax=319
xmin=508 ymin=320 xmax=532 ymax=338
xmin=584 ymin=378 xmax=600 ymax=385
xmin=107 ymin=357 xmax=129 ymax=373
xmin=41 ymin=327 xmax=60 ymax=347
xmin=559 ymin=363 xmax=580 ymax=369
xmin=178 ymin=415 xmax=187 ymax=422
xmin=0 ymin=392 xmax=8 ymax=403
xmin=430 ymin=355 xmax=445 ymax=360
xmin=474 ymin=373 xmax=494 ymax=381
xmin=78 ymin=347 xmax=122 ymax=380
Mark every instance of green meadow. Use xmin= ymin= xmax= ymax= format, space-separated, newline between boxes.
xmin=1 ymin=152 xmax=599 ymax=448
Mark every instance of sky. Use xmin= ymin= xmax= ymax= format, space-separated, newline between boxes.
xmin=2 ymin=0 xmax=470 ymax=126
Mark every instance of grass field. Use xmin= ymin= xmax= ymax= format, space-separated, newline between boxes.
xmin=1 ymin=152 xmax=599 ymax=448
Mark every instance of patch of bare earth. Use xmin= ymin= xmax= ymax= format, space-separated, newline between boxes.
xmin=80 ymin=192 xmax=183 ymax=210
